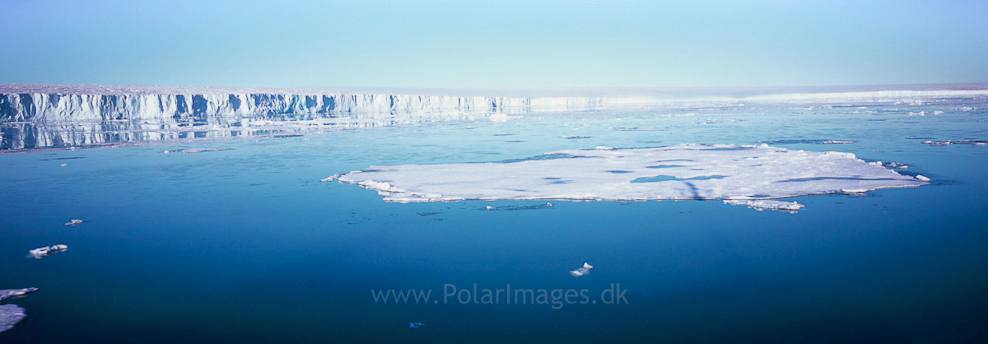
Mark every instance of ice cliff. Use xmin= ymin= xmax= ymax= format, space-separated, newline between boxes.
xmin=3 ymin=83 xmax=986 ymax=150
xmin=0 ymin=84 xmax=614 ymax=123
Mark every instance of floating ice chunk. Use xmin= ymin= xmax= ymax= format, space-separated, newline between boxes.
xmin=29 ymin=244 xmax=68 ymax=259
xmin=0 ymin=288 xmax=37 ymax=303
xmin=65 ymin=219 xmax=84 ymax=226
xmin=163 ymin=148 xmax=232 ymax=154
xmin=921 ymin=140 xmax=988 ymax=147
xmin=60 ymin=163 xmax=68 ymax=167
xmin=409 ymin=322 xmax=425 ymax=329
xmin=484 ymin=203 xmax=554 ymax=211
xmin=697 ymin=119 xmax=737 ymax=125
xmin=570 ymin=262 xmax=593 ymax=277
xmin=337 ymin=144 xmax=928 ymax=205
xmin=0 ymin=304 xmax=26 ymax=333
xmin=0 ymin=288 xmax=38 ymax=333
xmin=724 ymin=199 xmax=804 ymax=213
xmin=915 ymin=174 xmax=930 ymax=181
xmin=320 ymin=174 xmax=342 ymax=182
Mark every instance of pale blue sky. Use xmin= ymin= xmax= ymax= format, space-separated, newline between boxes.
xmin=2 ymin=0 xmax=986 ymax=89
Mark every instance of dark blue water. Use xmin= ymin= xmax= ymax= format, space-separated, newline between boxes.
xmin=2 ymin=102 xmax=987 ymax=342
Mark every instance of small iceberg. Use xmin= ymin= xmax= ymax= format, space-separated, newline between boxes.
xmin=65 ymin=219 xmax=84 ymax=226
xmin=409 ymin=322 xmax=425 ymax=329
xmin=570 ymin=262 xmax=593 ymax=277
xmin=29 ymin=244 xmax=68 ymax=259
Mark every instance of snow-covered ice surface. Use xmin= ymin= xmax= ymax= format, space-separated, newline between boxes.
xmin=337 ymin=144 xmax=927 ymax=205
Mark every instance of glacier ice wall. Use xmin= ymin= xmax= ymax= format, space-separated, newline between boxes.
xmin=0 ymin=84 xmax=626 ymax=150
xmin=3 ymin=83 xmax=987 ymax=150
xmin=0 ymin=88 xmax=615 ymax=123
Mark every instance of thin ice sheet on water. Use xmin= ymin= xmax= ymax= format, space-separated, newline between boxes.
xmin=336 ymin=144 xmax=927 ymax=203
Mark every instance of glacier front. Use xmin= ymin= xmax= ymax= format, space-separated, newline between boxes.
xmin=4 ymin=83 xmax=988 ymax=150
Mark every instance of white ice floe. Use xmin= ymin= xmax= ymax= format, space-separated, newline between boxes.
xmin=0 ymin=288 xmax=37 ymax=303
xmin=163 ymin=148 xmax=232 ymax=154
xmin=723 ymin=199 xmax=805 ymax=213
xmin=0 ymin=305 xmax=26 ymax=333
xmin=0 ymin=288 xmax=38 ymax=333
xmin=29 ymin=244 xmax=68 ymax=259
xmin=570 ymin=262 xmax=593 ymax=277
xmin=336 ymin=144 xmax=928 ymax=206
xmin=65 ymin=219 xmax=83 ymax=226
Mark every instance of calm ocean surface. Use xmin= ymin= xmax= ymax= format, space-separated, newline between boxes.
xmin=2 ymin=101 xmax=987 ymax=342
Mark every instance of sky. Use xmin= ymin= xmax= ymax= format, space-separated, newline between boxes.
xmin=1 ymin=0 xmax=986 ymax=90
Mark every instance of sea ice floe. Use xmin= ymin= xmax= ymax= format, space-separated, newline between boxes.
xmin=162 ymin=148 xmax=233 ymax=154
xmin=484 ymin=203 xmax=554 ymax=211
xmin=0 ymin=288 xmax=37 ymax=333
xmin=335 ymin=144 xmax=928 ymax=207
xmin=29 ymin=244 xmax=68 ymax=259
xmin=0 ymin=288 xmax=38 ymax=303
xmin=759 ymin=139 xmax=855 ymax=145
xmin=65 ymin=219 xmax=84 ymax=226
xmin=920 ymin=140 xmax=988 ymax=147
xmin=723 ymin=199 xmax=804 ymax=213
xmin=570 ymin=262 xmax=593 ymax=277
xmin=0 ymin=305 xmax=26 ymax=333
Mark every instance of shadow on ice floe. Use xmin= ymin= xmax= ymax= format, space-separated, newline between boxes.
xmin=328 ymin=144 xmax=930 ymax=212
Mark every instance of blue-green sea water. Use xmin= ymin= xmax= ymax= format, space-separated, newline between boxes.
xmin=2 ymin=101 xmax=987 ymax=342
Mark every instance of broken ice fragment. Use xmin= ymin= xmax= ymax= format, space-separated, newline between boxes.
xmin=0 ymin=288 xmax=38 ymax=333
xmin=0 ymin=305 xmax=26 ymax=333
xmin=65 ymin=219 xmax=84 ymax=226
xmin=163 ymin=148 xmax=232 ymax=154
xmin=570 ymin=262 xmax=593 ymax=277
xmin=409 ymin=322 xmax=425 ymax=329
xmin=0 ymin=288 xmax=38 ymax=303
xmin=724 ymin=199 xmax=804 ymax=213
xmin=29 ymin=244 xmax=68 ymax=259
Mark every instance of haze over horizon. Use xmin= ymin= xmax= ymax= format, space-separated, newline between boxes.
xmin=3 ymin=0 xmax=986 ymax=90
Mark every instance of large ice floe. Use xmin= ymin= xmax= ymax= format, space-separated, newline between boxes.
xmin=336 ymin=144 xmax=928 ymax=208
